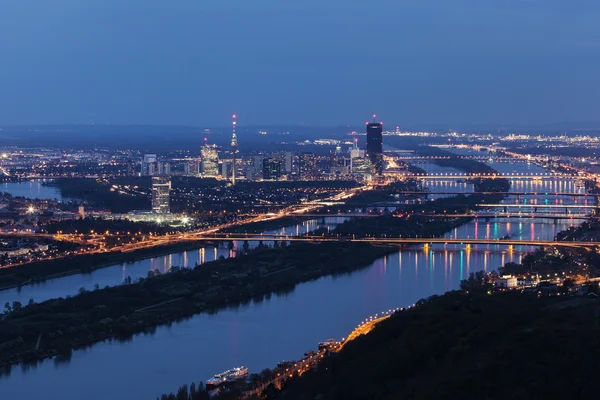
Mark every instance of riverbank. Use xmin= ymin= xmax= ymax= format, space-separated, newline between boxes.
xmin=266 ymin=288 xmax=600 ymax=399
xmin=0 ymin=240 xmax=215 ymax=290
xmin=0 ymin=168 xmax=514 ymax=368
xmin=0 ymin=216 xmax=343 ymax=291
xmin=0 ymin=241 xmax=399 ymax=369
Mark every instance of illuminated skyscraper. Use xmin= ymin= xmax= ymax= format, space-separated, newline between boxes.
xmin=366 ymin=118 xmax=383 ymax=175
xmin=201 ymin=144 xmax=219 ymax=177
xmin=141 ymin=154 xmax=157 ymax=176
xmin=151 ymin=176 xmax=171 ymax=214
xmin=262 ymin=158 xmax=282 ymax=180
xmin=299 ymin=152 xmax=316 ymax=180
xmin=231 ymin=114 xmax=238 ymax=185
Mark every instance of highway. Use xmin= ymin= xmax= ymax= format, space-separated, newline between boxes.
xmin=177 ymin=235 xmax=600 ymax=249
xmin=390 ymin=191 xmax=599 ymax=197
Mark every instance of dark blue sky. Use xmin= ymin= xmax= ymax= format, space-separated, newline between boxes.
xmin=1 ymin=0 xmax=599 ymax=127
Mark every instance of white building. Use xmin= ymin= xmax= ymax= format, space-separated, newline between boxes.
xmin=496 ymin=275 xmax=518 ymax=288
xmin=141 ymin=154 xmax=157 ymax=176
xmin=151 ymin=176 xmax=171 ymax=214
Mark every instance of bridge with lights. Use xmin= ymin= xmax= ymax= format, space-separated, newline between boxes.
xmin=292 ymin=213 xmax=592 ymax=220
xmin=181 ymin=234 xmax=600 ymax=249
xmin=406 ymin=172 xmax=577 ymax=180
xmin=390 ymin=191 xmax=598 ymax=198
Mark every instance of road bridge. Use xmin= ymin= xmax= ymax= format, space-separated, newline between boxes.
xmin=292 ymin=213 xmax=592 ymax=220
xmin=184 ymin=234 xmax=600 ymax=249
xmin=476 ymin=204 xmax=598 ymax=210
xmin=391 ymin=191 xmax=598 ymax=198
xmin=409 ymin=173 xmax=576 ymax=180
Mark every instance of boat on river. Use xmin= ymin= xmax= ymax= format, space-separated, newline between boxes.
xmin=206 ymin=366 xmax=249 ymax=388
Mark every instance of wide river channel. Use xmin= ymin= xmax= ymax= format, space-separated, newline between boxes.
xmin=0 ymin=159 xmax=590 ymax=399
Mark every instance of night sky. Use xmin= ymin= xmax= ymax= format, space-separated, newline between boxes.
xmin=1 ymin=0 xmax=599 ymax=127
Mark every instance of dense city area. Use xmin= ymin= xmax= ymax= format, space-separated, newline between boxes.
xmin=1 ymin=121 xmax=600 ymax=399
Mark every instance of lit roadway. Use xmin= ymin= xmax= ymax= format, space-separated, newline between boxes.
xmin=24 ymin=185 xmax=370 ymax=255
xmin=407 ymin=173 xmax=575 ymax=180
xmin=292 ymin=213 xmax=593 ymax=220
xmin=390 ymin=191 xmax=599 ymax=197
xmin=179 ymin=234 xmax=600 ymax=249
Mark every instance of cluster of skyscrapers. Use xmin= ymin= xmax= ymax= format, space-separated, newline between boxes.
xmin=143 ymin=114 xmax=385 ymax=215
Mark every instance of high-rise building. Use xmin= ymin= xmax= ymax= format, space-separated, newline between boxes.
xmin=141 ymin=154 xmax=157 ymax=176
xmin=366 ymin=121 xmax=383 ymax=175
xmin=126 ymin=159 xmax=136 ymax=176
xmin=284 ymin=152 xmax=293 ymax=173
xmin=262 ymin=158 xmax=282 ymax=180
xmin=220 ymin=160 xmax=231 ymax=180
xmin=157 ymin=162 xmax=170 ymax=175
xmin=231 ymin=114 xmax=238 ymax=185
xmin=299 ymin=152 xmax=316 ymax=180
xmin=184 ymin=161 xmax=200 ymax=176
xmin=201 ymin=145 xmax=219 ymax=177
xmin=151 ymin=176 xmax=171 ymax=214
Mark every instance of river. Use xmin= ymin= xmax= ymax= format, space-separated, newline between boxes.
xmin=0 ymin=160 xmax=586 ymax=399
xmin=0 ymin=217 xmax=348 ymax=306
xmin=1 ymin=180 xmax=63 ymax=201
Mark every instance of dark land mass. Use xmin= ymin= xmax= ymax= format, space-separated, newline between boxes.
xmin=49 ymin=178 xmax=150 ymax=213
xmin=269 ymin=290 xmax=600 ymax=400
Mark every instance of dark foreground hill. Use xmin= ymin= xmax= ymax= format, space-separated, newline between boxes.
xmin=272 ymin=291 xmax=600 ymax=400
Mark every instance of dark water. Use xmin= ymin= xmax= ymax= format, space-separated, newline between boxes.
xmin=0 ymin=161 xmax=585 ymax=400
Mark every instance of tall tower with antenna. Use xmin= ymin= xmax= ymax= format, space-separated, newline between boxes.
xmin=231 ymin=114 xmax=238 ymax=185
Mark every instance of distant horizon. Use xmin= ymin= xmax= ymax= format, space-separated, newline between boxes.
xmin=3 ymin=121 xmax=600 ymax=133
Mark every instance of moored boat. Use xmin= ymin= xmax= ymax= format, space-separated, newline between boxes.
xmin=206 ymin=366 xmax=249 ymax=389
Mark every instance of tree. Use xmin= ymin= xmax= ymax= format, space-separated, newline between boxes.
xmin=4 ymin=302 xmax=11 ymax=313
xmin=78 ymin=287 xmax=87 ymax=295
xmin=28 ymin=298 xmax=35 ymax=306
xmin=12 ymin=301 xmax=22 ymax=311
xmin=93 ymin=283 xmax=100 ymax=291
xmin=243 ymin=240 xmax=250 ymax=253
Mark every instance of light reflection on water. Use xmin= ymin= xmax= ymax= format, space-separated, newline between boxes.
xmin=0 ymin=218 xmax=347 ymax=306
xmin=0 ymin=160 xmax=588 ymax=400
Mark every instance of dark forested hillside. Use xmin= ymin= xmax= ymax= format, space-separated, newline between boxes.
xmin=272 ymin=291 xmax=600 ymax=400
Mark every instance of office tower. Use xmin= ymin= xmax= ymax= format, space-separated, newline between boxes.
xmin=151 ymin=176 xmax=171 ymax=214
xmin=299 ymin=152 xmax=316 ymax=180
xmin=220 ymin=160 xmax=231 ymax=180
xmin=201 ymin=145 xmax=219 ymax=177
xmin=262 ymin=158 xmax=282 ymax=180
xmin=157 ymin=162 xmax=170 ymax=176
xmin=366 ymin=120 xmax=383 ymax=175
xmin=126 ymin=159 xmax=135 ymax=176
xmin=284 ymin=152 xmax=293 ymax=173
xmin=184 ymin=161 xmax=200 ymax=176
xmin=231 ymin=114 xmax=238 ymax=185
xmin=141 ymin=154 xmax=157 ymax=176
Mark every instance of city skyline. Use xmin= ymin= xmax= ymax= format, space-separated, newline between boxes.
xmin=2 ymin=2 xmax=599 ymax=399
